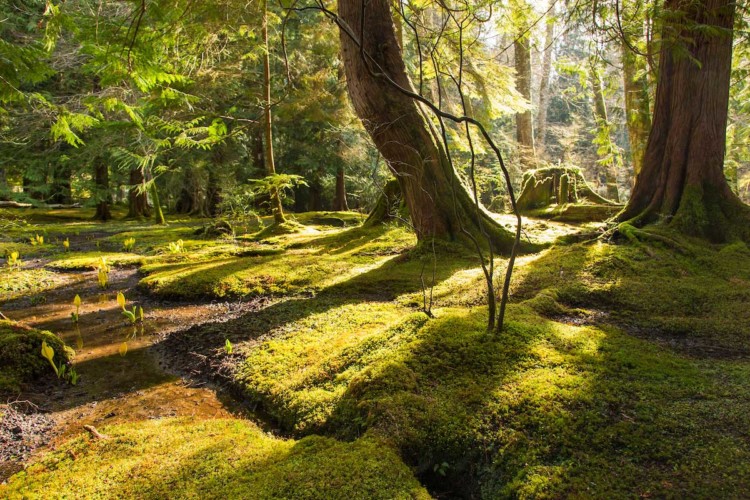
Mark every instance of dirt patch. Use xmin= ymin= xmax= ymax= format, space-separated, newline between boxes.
xmin=0 ymin=402 xmax=54 ymax=483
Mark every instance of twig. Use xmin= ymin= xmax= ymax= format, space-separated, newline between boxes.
xmin=83 ymin=425 xmax=110 ymax=440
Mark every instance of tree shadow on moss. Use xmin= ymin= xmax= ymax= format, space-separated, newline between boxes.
xmin=316 ymin=235 xmax=750 ymax=498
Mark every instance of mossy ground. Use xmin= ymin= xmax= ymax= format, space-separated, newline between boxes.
xmin=3 ymin=209 xmax=750 ymax=498
xmin=194 ymin=224 xmax=750 ymax=497
xmin=138 ymin=224 xmax=418 ymax=299
xmin=0 ymin=320 xmax=71 ymax=393
xmin=3 ymin=418 xmax=429 ymax=499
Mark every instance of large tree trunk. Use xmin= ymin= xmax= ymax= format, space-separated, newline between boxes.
xmin=590 ymin=62 xmax=620 ymax=203
xmin=338 ymin=0 xmax=518 ymax=252
xmin=535 ymin=4 xmax=555 ymax=158
xmin=127 ymin=168 xmax=150 ymax=218
xmin=514 ymin=30 xmax=535 ymax=167
xmin=618 ymin=0 xmax=749 ymax=242
xmin=262 ymin=0 xmax=285 ymax=224
xmin=93 ymin=157 xmax=112 ymax=221
xmin=621 ymin=34 xmax=651 ymax=181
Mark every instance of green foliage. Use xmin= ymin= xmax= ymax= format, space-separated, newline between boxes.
xmin=71 ymin=294 xmax=81 ymax=323
xmin=250 ymin=174 xmax=308 ymax=204
xmin=167 ymin=239 xmax=185 ymax=254
xmin=6 ymin=250 xmax=20 ymax=269
xmin=117 ymin=292 xmax=143 ymax=324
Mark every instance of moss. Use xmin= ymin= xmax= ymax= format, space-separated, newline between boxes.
xmin=139 ymin=225 xmax=418 ymax=299
xmin=2 ymin=418 xmax=429 ymax=499
xmin=217 ymin=228 xmax=750 ymax=497
xmin=514 ymin=232 xmax=750 ymax=353
xmin=296 ymin=211 xmax=367 ymax=227
xmin=47 ymin=251 xmax=145 ymax=270
xmin=0 ymin=268 xmax=60 ymax=301
xmin=235 ymin=304 xmax=429 ymax=432
xmin=253 ymin=219 xmax=310 ymax=240
xmin=670 ymin=184 xmax=750 ymax=243
xmin=0 ymin=320 xmax=71 ymax=394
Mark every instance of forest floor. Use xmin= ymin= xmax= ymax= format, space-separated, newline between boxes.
xmin=1 ymin=208 xmax=749 ymax=498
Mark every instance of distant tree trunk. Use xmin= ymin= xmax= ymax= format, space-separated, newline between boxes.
xmin=251 ymin=125 xmax=265 ymax=174
xmin=206 ymin=168 xmax=221 ymax=217
xmin=262 ymin=0 xmax=285 ymax=224
xmin=618 ymin=0 xmax=749 ymax=242
xmin=0 ymin=167 xmax=7 ymax=199
xmin=50 ymin=162 xmax=72 ymax=205
xmin=333 ymin=166 xmax=349 ymax=211
xmin=93 ymin=157 xmax=112 ymax=221
xmin=338 ymin=0 xmax=519 ymax=252
xmin=308 ymin=165 xmax=324 ymax=211
xmin=590 ymin=62 xmax=620 ymax=202
xmin=621 ymin=38 xmax=652 ymax=181
xmin=144 ymin=170 xmax=166 ymax=225
xmin=127 ymin=168 xmax=150 ymax=218
xmin=535 ymin=2 xmax=555 ymax=156
xmin=514 ymin=25 xmax=535 ymax=166
xmin=175 ymin=167 xmax=201 ymax=215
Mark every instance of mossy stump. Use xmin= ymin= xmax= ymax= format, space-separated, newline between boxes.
xmin=517 ymin=166 xmax=621 ymax=222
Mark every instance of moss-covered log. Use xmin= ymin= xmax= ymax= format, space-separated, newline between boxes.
xmin=515 ymin=166 xmax=620 ymax=222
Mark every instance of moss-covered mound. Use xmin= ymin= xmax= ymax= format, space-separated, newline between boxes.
xmin=213 ymin=230 xmax=750 ymax=497
xmin=0 ymin=269 xmax=60 ymax=302
xmin=515 ymin=229 xmax=750 ymax=353
xmin=2 ymin=418 xmax=429 ymax=499
xmin=0 ymin=320 xmax=71 ymax=393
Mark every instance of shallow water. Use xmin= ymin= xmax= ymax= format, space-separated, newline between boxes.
xmin=2 ymin=266 xmax=250 ymax=453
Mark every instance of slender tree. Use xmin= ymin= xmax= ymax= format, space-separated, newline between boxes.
xmin=536 ymin=2 xmax=555 ymax=157
xmin=620 ymin=3 xmax=652 ymax=181
xmin=262 ymin=0 xmax=286 ymax=224
xmin=127 ymin=168 xmax=151 ymax=218
xmin=513 ymin=0 xmax=535 ymax=166
xmin=589 ymin=60 xmax=620 ymax=202
xmin=93 ymin=157 xmax=112 ymax=221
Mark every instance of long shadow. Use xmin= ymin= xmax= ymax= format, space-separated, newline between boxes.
xmin=159 ymin=243 xmax=478 ymax=409
xmin=307 ymin=240 xmax=750 ymax=498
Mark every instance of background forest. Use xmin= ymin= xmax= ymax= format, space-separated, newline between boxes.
xmin=2 ymin=0 xmax=748 ymax=219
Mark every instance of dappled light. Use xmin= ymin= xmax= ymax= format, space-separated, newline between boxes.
xmin=2 ymin=0 xmax=750 ymax=494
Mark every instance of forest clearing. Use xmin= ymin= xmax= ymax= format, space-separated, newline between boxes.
xmin=2 ymin=0 xmax=750 ymax=497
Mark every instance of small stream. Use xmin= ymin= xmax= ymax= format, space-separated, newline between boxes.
xmin=1 ymin=265 xmax=259 ymax=479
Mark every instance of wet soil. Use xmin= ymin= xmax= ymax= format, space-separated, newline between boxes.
xmin=0 ymin=266 xmax=259 ymax=482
